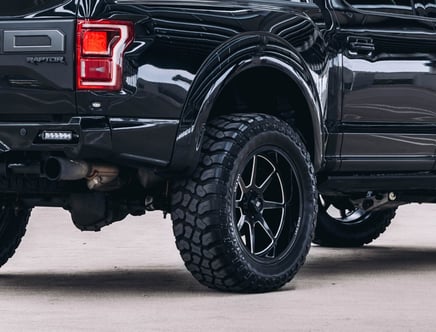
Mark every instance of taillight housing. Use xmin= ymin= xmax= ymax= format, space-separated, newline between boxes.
xmin=76 ymin=20 xmax=134 ymax=91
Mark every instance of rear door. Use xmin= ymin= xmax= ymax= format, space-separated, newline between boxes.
xmin=413 ymin=0 xmax=436 ymax=171
xmin=0 ymin=0 xmax=77 ymax=119
xmin=334 ymin=0 xmax=436 ymax=171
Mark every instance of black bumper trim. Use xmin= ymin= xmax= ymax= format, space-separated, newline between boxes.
xmin=0 ymin=116 xmax=179 ymax=168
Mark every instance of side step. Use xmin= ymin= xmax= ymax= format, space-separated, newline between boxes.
xmin=319 ymin=173 xmax=436 ymax=193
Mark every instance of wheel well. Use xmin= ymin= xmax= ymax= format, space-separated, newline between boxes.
xmin=209 ymin=67 xmax=315 ymax=159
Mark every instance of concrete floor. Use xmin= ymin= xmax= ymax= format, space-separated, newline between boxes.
xmin=1 ymin=204 xmax=436 ymax=331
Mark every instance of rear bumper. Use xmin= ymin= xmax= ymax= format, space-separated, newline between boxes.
xmin=0 ymin=116 xmax=179 ymax=168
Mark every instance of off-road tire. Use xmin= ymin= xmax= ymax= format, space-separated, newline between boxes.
xmin=171 ymin=113 xmax=317 ymax=293
xmin=313 ymin=199 xmax=396 ymax=247
xmin=0 ymin=207 xmax=31 ymax=268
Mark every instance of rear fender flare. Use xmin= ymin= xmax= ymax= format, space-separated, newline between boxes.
xmin=170 ymin=33 xmax=326 ymax=173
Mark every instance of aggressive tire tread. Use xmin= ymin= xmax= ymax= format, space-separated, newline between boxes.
xmin=313 ymin=207 xmax=396 ymax=247
xmin=0 ymin=208 xmax=31 ymax=268
xmin=171 ymin=113 xmax=317 ymax=292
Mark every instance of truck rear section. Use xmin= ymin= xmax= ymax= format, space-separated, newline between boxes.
xmin=0 ymin=0 xmax=348 ymax=293
xmin=0 ymin=0 xmax=186 ymax=214
xmin=0 ymin=1 xmax=170 ymax=232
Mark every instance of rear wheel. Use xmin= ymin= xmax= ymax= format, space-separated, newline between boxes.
xmin=0 ymin=207 xmax=31 ymax=268
xmin=313 ymin=195 xmax=396 ymax=247
xmin=171 ymin=114 xmax=317 ymax=293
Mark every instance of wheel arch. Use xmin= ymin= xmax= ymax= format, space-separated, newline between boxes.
xmin=169 ymin=33 xmax=327 ymax=174
xmin=207 ymin=59 xmax=323 ymax=170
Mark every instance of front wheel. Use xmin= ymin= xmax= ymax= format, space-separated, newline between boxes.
xmin=313 ymin=196 xmax=396 ymax=247
xmin=171 ymin=114 xmax=317 ymax=293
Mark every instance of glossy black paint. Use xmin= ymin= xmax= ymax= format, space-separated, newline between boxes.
xmin=74 ymin=0 xmax=331 ymax=171
xmin=335 ymin=0 xmax=436 ymax=171
xmin=3 ymin=0 xmax=436 ymax=184
xmin=0 ymin=19 xmax=76 ymax=116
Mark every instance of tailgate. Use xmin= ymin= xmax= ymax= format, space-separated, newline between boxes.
xmin=0 ymin=2 xmax=76 ymax=118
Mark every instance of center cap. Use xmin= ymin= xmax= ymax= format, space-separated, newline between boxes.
xmin=252 ymin=197 xmax=263 ymax=211
xmin=241 ymin=190 xmax=264 ymax=215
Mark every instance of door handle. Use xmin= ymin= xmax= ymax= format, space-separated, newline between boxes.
xmin=347 ymin=37 xmax=375 ymax=55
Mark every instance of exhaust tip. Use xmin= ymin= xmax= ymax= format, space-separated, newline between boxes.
xmin=44 ymin=157 xmax=91 ymax=181
xmin=44 ymin=158 xmax=62 ymax=181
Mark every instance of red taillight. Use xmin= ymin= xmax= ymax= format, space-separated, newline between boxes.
xmin=76 ymin=20 xmax=134 ymax=91
xmin=83 ymin=31 xmax=109 ymax=55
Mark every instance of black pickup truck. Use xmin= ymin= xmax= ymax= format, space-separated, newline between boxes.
xmin=0 ymin=0 xmax=435 ymax=293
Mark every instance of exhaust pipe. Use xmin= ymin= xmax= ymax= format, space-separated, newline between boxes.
xmin=44 ymin=157 xmax=119 ymax=190
xmin=45 ymin=158 xmax=89 ymax=181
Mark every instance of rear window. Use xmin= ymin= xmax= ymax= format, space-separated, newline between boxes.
xmin=0 ymin=0 xmax=68 ymax=16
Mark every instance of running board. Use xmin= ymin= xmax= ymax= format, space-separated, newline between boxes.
xmin=319 ymin=173 xmax=436 ymax=193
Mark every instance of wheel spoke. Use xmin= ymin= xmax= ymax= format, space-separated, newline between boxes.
xmin=248 ymin=155 xmax=258 ymax=188
xmin=263 ymin=200 xmax=284 ymax=210
xmin=320 ymin=195 xmax=374 ymax=224
xmin=259 ymin=168 xmax=277 ymax=193
xmin=237 ymin=175 xmax=248 ymax=194
xmin=258 ymin=216 xmax=275 ymax=241
xmin=340 ymin=209 xmax=347 ymax=219
xmin=319 ymin=195 xmax=331 ymax=210
xmin=237 ymin=214 xmax=246 ymax=231
xmin=248 ymin=223 xmax=256 ymax=254
xmin=266 ymin=245 xmax=277 ymax=259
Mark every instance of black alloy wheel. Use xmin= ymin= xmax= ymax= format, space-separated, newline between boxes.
xmin=171 ymin=113 xmax=317 ymax=293
xmin=234 ymin=151 xmax=299 ymax=261
xmin=313 ymin=195 xmax=396 ymax=247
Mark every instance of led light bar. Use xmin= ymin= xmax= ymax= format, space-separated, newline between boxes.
xmin=41 ymin=131 xmax=73 ymax=141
